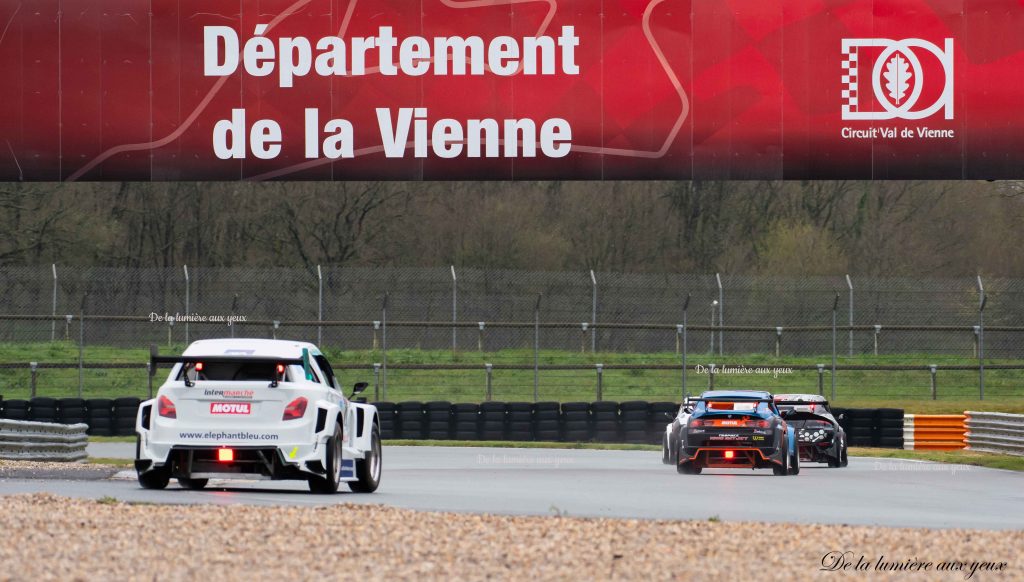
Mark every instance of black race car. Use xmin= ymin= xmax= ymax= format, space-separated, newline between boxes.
xmin=773 ymin=394 xmax=848 ymax=468
xmin=673 ymin=390 xmax=799 ymax=476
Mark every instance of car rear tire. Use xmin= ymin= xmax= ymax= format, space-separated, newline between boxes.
xmin=178 ymin=477 xmax=209 ymax=490
xmin=675 ymin=447 xmax=701 ymax=474
xmin=349 ymin=424 xmax=382 ymax=493
xmin=773 ymin=449 xmax=788 ymax=476
xmin=788 ymin=449 xmax=800 ymax=475
xmin=138 ymin=465 xmax=171 ymax=490
xmin=662 ymin=433 xmax=671 ymax=465
xmin=308 ymin=424 xmax=343 ymax=494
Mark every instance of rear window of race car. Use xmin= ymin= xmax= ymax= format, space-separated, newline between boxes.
xmin=177 ymin=361 xmax=278 ymax=382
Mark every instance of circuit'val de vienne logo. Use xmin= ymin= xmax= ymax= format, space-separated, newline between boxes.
xmin=841 ymin=38 xmax=954 ymax=121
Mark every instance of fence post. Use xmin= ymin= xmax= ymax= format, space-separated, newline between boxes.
xmin=973 ymin=326 xmax=979 ymax=357
xmin=485 ymin=363 xmax=493 ymax=401
xmin=831 ymin=293 xmax=838 ymax=402
xmin=382 ymin=293 xmax=389 ymax=401
xmin=873 ymin=325 xmax=881 ymax=356
xmin=30 ymin=362 xmax=38 ymax=398
xmin=708 ymin=364 xmax=716 ymax=390
xmin=147 ymin=362 xmax=153 ymax=398
xmin=183 ymin=265 xmax=190 ymax=345
xmin=977 ymin=275 xmax=986 ymax=400
xmin=372 ymin=321 xmax=380 ymax=350
xmin=929 ymin=365 xmax=937 ymax=400
xmin=65 ymin=314 xmax=72 ymax=341
xmin=451 ymin=265 xmax=457 ymax=354
xmin=716 ymin=273 xmax=723 ymax=355
xmin=373 ymin=363 xmax=381 ymax=401
xmin=580 ymin=323 xmax=588 ymax=353
xmin=817 ymin=364 xmax=825 ymax=396
xmin=590 ymin=270 xmax=597 ymax=353
xmin=167 ymin=317 xmax=174 ymax=348
xmin=78 ymin=313 xmax=84 ymax=398
xmin=317 ymin=264 xmax=323 ymax=347
xmin=775 ymin=327 xmax=783 ymax=357
xmin=846 ymin=274 xmax=854 ymax=357
xmin=595 ymin=364 xmax=604 ymax=401
xmin=533 ymin=293 xmax=541 ymax=402
xmin=478 ymin=322 xmax=485 ymax=352
xmin=230 ymin=294 xmax=238 ymax=339
xmin=51 ymin=264 xmax=58 ymax=342
xmin=272 ymin=320 xmax=280 ymax=340
xmin=681 ymin=293 xmax=690 ymax=401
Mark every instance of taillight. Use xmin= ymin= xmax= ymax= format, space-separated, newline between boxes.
xmin=689 ymin=419 xmax=706 ymax=427
xmin=746 ymin=419 xmax=770 ymax=428
xmin=283 ymin=397 xmax=308 ymax=421
xmin=217 ymin=448 xmax=234 ymax=462
xmin=158 ymin=395 xmax=177 ymax=419
xmin=724 ymin=450 xmax=735 ymax=459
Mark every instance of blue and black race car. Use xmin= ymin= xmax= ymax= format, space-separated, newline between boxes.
xmin=673 ymin=390 xmax=799 ymax=476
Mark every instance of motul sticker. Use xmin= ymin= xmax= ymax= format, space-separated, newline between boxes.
xmin=210 ymin=402 xmax=252 ymax=415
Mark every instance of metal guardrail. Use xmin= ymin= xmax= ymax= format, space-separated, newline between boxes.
xmin=0 ymin=419 xmax=89 ymax=461
xmin=965 ymin=411 xmax=1024 ymax=457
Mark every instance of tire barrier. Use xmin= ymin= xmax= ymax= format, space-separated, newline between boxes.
xmin=834 ymin=408 xmax=904 ymax=449
xmin=113 ymin=397 xmax=141 ymax=437
xmin=1 ymin=399 xmax=30 ymax=421
xmin=375 ymin=402 xmax=397 ymax=440
xmin=365 ymin=403 xmax=909 ymax=447
xmin=85 ymin=399 xmax=115 ymax=437
xmin=26 ymin=395 xmax=908 ymax=449
xmin=396 ymin=401 xmax=425 ymax=440
xmin=0 ymin=419 xmax=89 ymax=462
xmin=965 ymin=411 xmax=1024 ymax=456
xmin=903 ymin=414 xmax=966 ymax=451
xmin=479 ymin=402 xmax=508 ymax=440
xmin=425 ymin=401 xmax=453 ymax=440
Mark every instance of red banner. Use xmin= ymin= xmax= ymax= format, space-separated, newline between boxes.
xmin=0 ymin=0 xmax=1021 ymax=181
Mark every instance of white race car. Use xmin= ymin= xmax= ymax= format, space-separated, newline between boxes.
xmin=661 ymin=397 xmax=696 ymax=464
xmin=135 ymin=339 xmax=381 ymax=494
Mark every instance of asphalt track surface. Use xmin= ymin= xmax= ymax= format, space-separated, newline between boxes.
xmin=1 ymin=443 xmax=1021 ymax=530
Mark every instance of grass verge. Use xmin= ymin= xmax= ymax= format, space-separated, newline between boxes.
xmin=849 ymin=446 xmax=1024 ymax=471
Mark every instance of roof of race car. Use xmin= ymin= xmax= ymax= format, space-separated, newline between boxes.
xmin=773 ymin=393 xmax=826 ymax=403
xmin=181 ymin=338 xmax=322 ymax=359
xmin=699 ymin=390 xmax=772 ymax=400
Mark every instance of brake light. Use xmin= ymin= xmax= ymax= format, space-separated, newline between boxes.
xmin=194 ymin=362 xmax=204 ymax=372
xmin=746 ymin=419 xmax=770 ymax=428
xmin=217 ymin=448 xmax=234 ymax=462
xmin=724 ymin=450 xmax=734 ymax=459
xmin=690 ymin=419 xmax=707 ymax=427
xmin=158 ymin=395 xmax=177 ymax=419
xmin=276 ymin=363 xmax=285 ymax=375
xmin=283 ymin=397 xmax=308 ymax=421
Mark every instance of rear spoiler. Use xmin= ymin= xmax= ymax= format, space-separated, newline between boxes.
xmin=691 ymin=397 xmax=774 ymax=404
xmin=150 ymin=345 xmax=314 ymax=387
xmin=774 ymin=399 xmax=829 ymax=407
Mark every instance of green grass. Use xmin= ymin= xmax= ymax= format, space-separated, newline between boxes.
xmin=88 ymin=458 xmax=133 ymax=468
xmin=849 ymin=447 xmax=1024 ymax=471
xmin=4 ymin=342 xmax=1022 ymax=413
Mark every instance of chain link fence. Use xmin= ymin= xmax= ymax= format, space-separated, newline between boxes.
xmin=1 ymin=266 xmax=1022 ymax=402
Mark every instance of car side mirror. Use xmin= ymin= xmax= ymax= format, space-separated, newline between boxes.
xmin=350 ymin=381 xmax=369 ymax=398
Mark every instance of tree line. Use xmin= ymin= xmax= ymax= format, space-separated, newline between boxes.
xmin=1 ymin=180 xmax=1021 ymax=276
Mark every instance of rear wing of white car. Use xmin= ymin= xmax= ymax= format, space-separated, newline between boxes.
xmin=149 ymin=346 xmax=314 ymax=387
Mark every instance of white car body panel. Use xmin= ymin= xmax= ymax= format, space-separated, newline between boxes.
xmin=137 ymin=339 xmax=377 ymax=483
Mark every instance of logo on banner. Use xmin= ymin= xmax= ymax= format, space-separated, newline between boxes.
xmin=841 ymin=38 xmax=953 ymax=121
